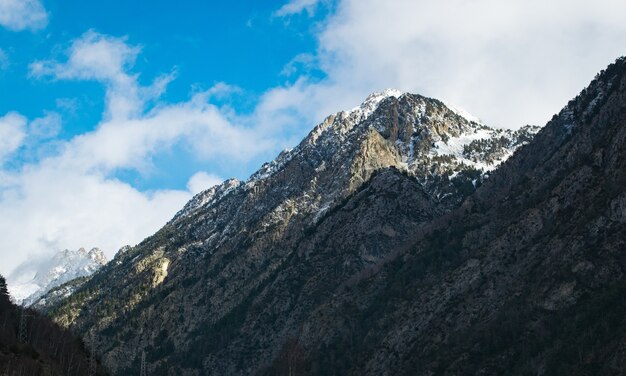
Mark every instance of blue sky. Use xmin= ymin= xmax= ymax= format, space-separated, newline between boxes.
xmin=0 ymin=0 xmax=329 ymax=191
xmin=2 ymin=0 xmax=626 ymax=280
xmin=2 ymin=0 xmax=326 ymax=118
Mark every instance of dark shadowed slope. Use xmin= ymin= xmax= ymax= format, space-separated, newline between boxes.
xmin=294 ymin=57 xmax=626 ymax=375
xmin=0 ymin=275 xmax=105 ymax=375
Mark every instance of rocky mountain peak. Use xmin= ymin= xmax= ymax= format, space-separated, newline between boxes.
xmin=173 ymin=90 xmax=537 ymax=226
xmin=87 ymin=247 xmax=107 ymax=264
xmin=41 ymin=89 xmax=540 ymax=374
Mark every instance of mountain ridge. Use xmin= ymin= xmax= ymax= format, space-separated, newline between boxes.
xmin=39 ymin=87 xmax=540 ymax=374
xmin=174 ymin=89 xmax=538 ymax=225
xmin=35 ymin=56 xmax=626 ymax=375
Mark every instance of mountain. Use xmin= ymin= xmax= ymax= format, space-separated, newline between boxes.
xmin=286 ymin=57 xmax=626 ymax=375
xmin=0 ymin=274 xmax=105 ymax=375
xmin=10 ymin=248 xmax=107 ymax=307
xmin=40 ymin=55 xmax=626 ymax=375
xmin=38 ymin=89 xmax=538 ymax=374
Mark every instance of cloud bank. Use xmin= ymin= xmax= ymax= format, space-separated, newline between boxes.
xmin=273 ymin=0 xmax=626 ymax=128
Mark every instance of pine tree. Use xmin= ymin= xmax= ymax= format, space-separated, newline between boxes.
xmin=0 ymin=274 xmax=10 ymax=308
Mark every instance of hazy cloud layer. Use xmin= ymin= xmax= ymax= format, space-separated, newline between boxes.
xmin=275 ymin=0 xmax=626 ymax=128
xmin=274 ymin=0 xmax=321 ymax=17
xmin=0 ymin=112 xmax=27 ymax=163
xmin=0 ymin=0 xmax=48 ymax=31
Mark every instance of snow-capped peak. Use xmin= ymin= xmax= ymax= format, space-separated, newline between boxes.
xmin=350 ymin=88 xmax=406 ymax=119
xmin=363 ymin=88 xmax=406 ymax=104
xmin=9 ymin=247 xmax=107 ymax=306
xmin=170 ymin=89 xmax=540 ymax=224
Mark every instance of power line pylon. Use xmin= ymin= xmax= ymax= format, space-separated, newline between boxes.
xmin=140 ymin=351 xmax=147 ymax=376
xmin=18 ymin=309 xmax=29 ymax=345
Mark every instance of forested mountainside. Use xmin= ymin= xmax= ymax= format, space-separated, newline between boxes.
xmin=39 ymin=58 xmax=626 ymax=375
xmin=0 ymin=275 xmax=105 ymax=375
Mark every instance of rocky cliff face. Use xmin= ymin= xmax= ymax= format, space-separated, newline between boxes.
xmin=41 ymin=88 xmax=537 ymax=375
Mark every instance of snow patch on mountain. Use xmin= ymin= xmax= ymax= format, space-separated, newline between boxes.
xmin=351 ymin=89 xmax=406 ymax=119
xmin=442 ymin=101 xmax=484 ymax=124
xmin=171 ymin=178 xmax=242 ymax=222
xmin=432 ymin=128 xmax=500 ymax=171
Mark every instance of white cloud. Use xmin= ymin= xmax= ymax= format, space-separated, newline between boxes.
xmin=0 ymin=0 xmax=48 ymax=31
xmin=55 ymin=97 xmax=80 ymax=115
xmin=29 ymin=31 xmax=139 ymax=82
xmin=187 ymin=171 xmax=223 ymax=194
xmin=28 ymin=31 xmax=278 ymax=172
xmin=281 ymin=53 xmax=315 ymax=76
xmin=275 ymin=0 xmax=321 ymax=17
xmin=199 ymin=82 xmax=242 ymax=100
xmin=0 ymin=112 xmax=26 ymax=163
xmin=30 ymin=31 xmax=144 ymax=120
xmin=1 ymin=166 xmax=191 ymax=284
xmin=272 ymin=0 xmax=626 ymax=129
xmin=62 ymin=100 xmax=268 ymax=172
xmin=1 ymin=31 xmax=294 ymax=280
xmin=29 ymin=111 xmax=62 ymax=139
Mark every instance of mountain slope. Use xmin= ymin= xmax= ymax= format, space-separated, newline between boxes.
xmin=0 ymin=275 xmax=105 ymax=375
xmin=43 ymin=90 xmax=536 ymax=374
xmin=283 ymin=58 xmax=626 ymax=375
xmin=42 ymin=52 xmax=626 ymax=375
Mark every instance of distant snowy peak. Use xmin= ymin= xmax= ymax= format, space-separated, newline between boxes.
xmin=36 ymin=247 xmax=106 ymax=284
xmin=11 ymin=247 xmax=107 ymax=306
